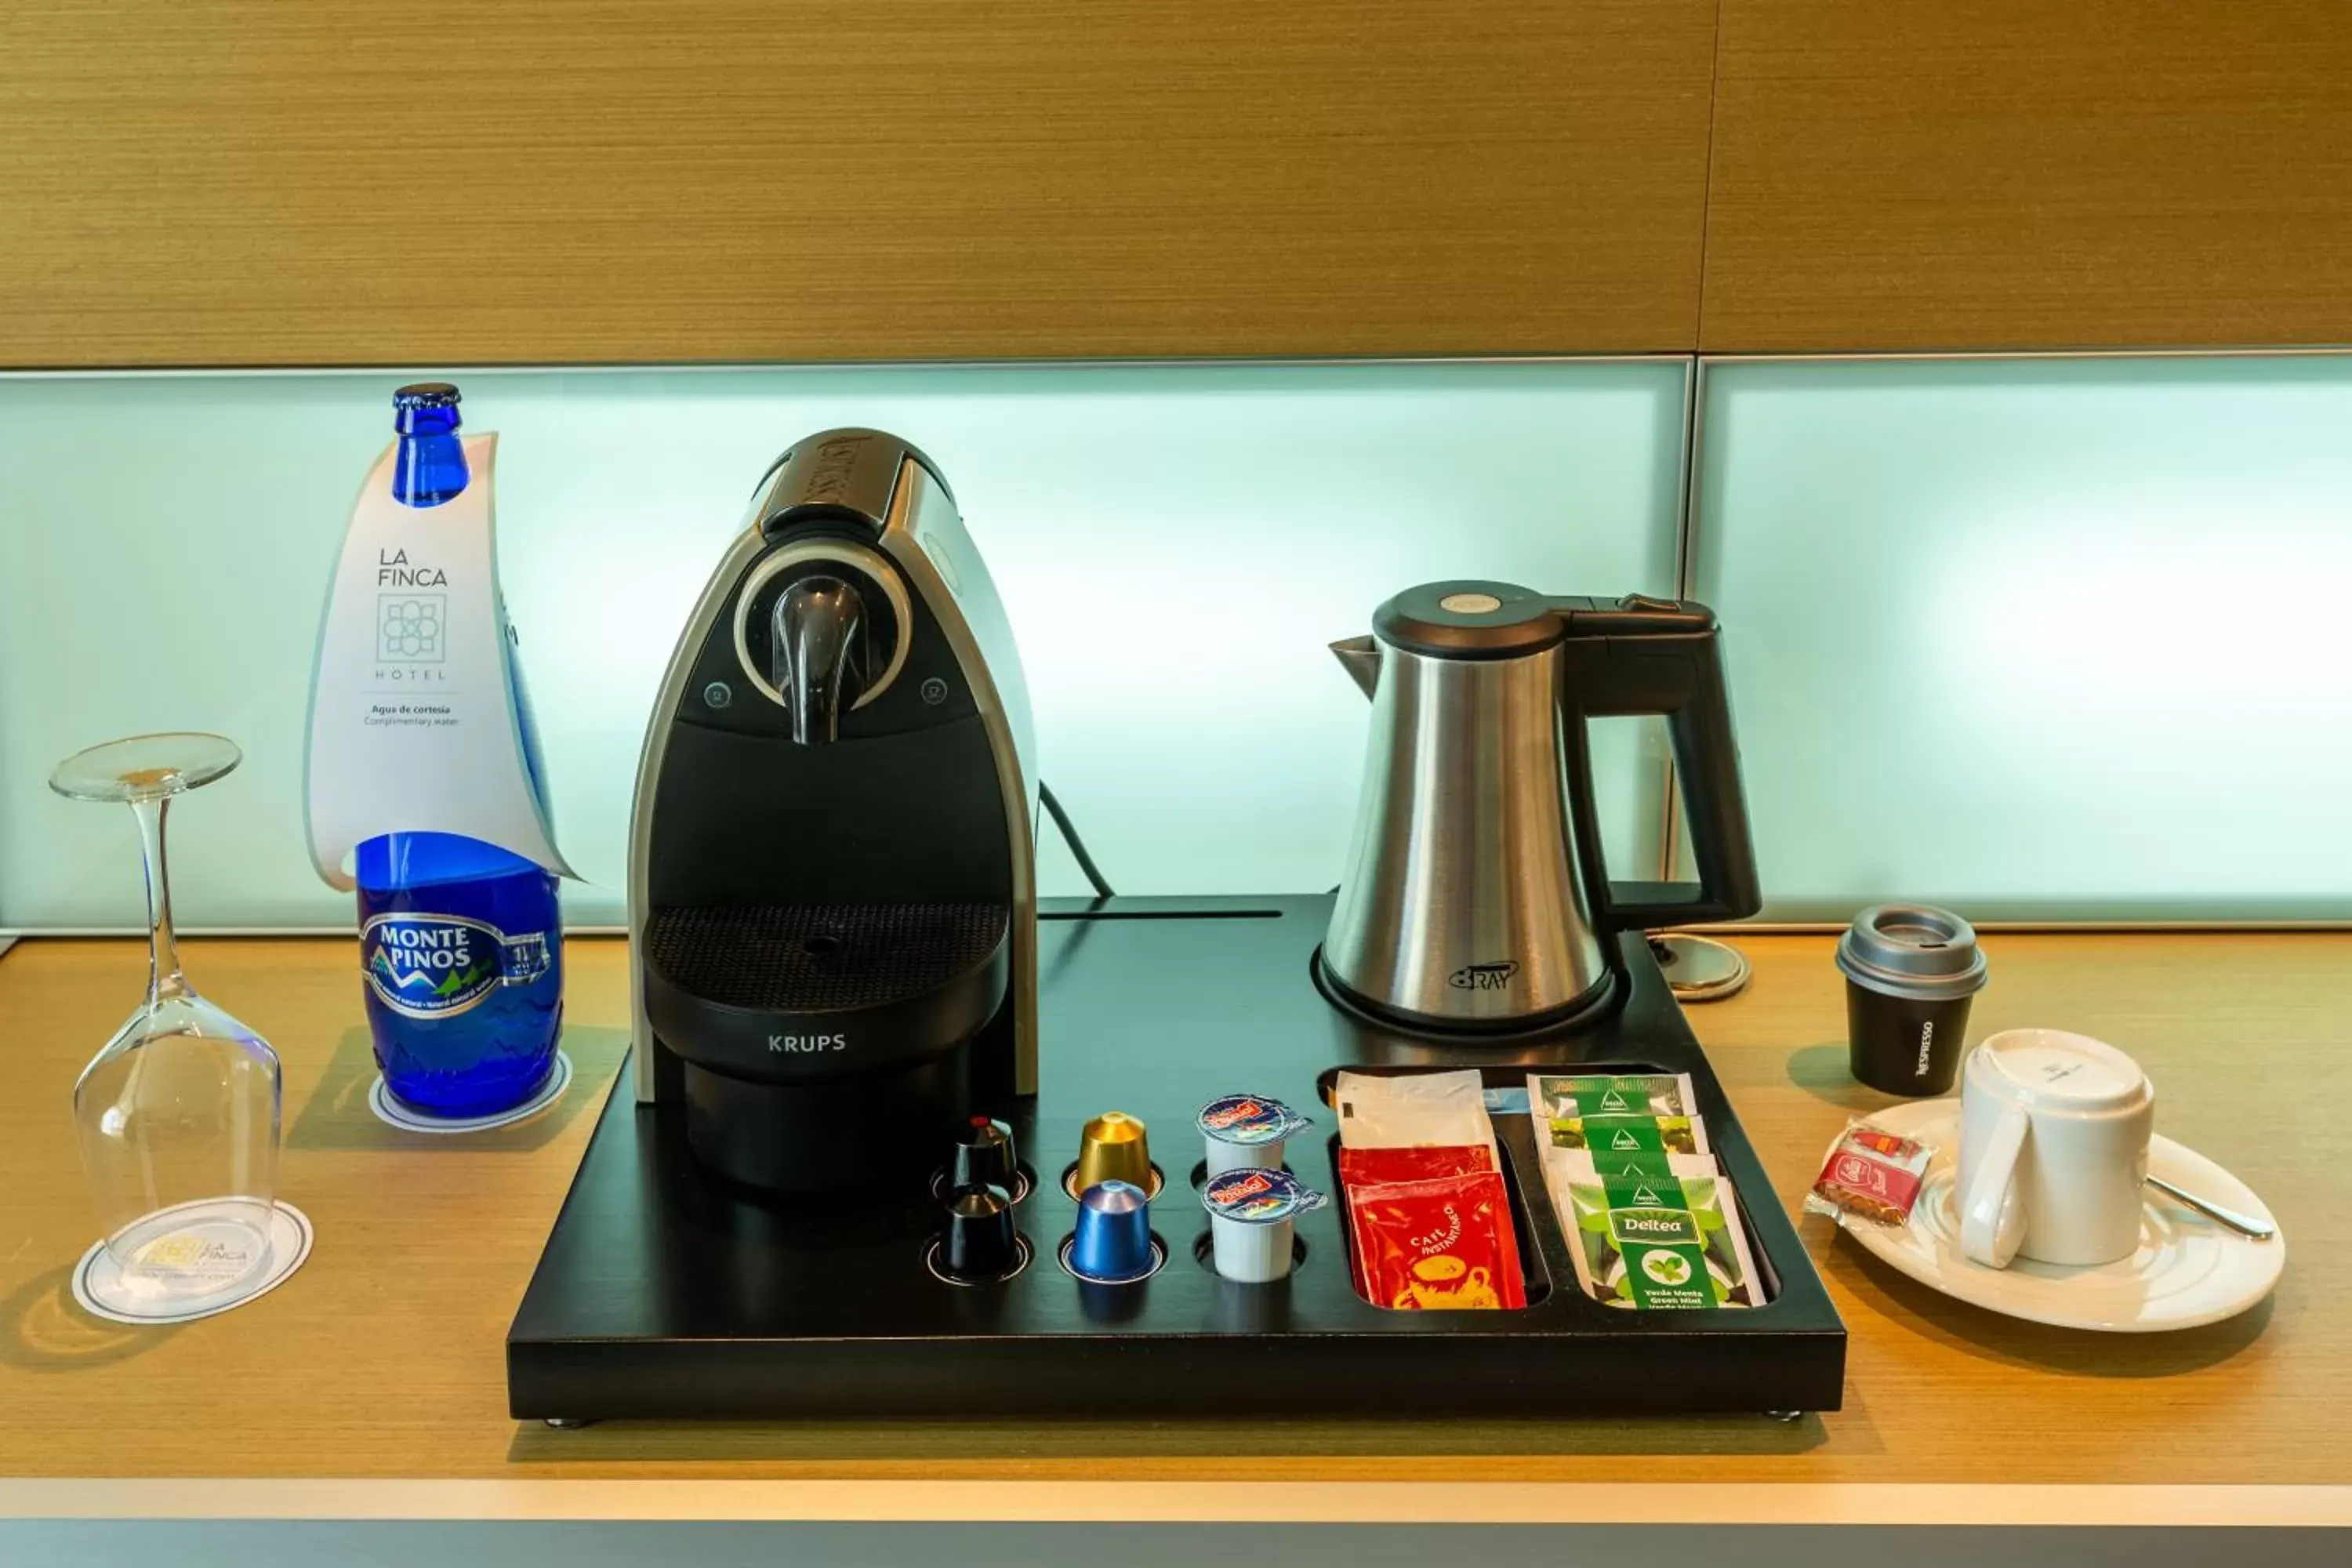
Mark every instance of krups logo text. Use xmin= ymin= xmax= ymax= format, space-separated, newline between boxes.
xmin=1448 ymin=960 xmax=1519 ymax=992
xmin=1915 ymin=1020 xmax=1935 ymax=1077
xmin=768 ymin=1033 xmax=848 ymax=1054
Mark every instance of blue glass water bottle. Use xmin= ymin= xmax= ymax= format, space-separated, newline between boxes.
xmin=358 ymin=383 xmax=564 ymax=1118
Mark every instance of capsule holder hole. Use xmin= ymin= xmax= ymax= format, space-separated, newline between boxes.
xmin=922 ymin=1233 xmax=1033 ymax=1289
xmin=1061 ymin=1161 xmax=1164 ymax=1202
xmin=1055 ymin=1232 xmax=1167 ymax=1286
xmin=932 ymin=1164 xmax=1036 ymax=1206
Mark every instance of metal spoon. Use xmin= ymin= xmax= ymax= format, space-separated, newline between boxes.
xmin=2147 ymin=1174 xmax=2277 ymax=1240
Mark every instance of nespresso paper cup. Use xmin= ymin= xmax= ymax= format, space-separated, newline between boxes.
xmin=1836 ymin=904 xmax=1990 ymax=1097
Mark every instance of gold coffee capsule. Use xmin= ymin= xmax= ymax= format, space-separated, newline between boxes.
xmin=1073 ymin=1111 xmax=1155 ymax=1197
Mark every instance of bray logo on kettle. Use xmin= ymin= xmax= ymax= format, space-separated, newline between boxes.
xmin=1448 ymin=960 xmax=1519 ymax=993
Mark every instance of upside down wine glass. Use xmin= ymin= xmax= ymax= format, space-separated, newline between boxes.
xmin=49 ymin=733 xmax=283 ymax=1313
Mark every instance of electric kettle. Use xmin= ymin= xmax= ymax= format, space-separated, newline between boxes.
xmin=1318 ymin=582 xmax=1761 ymax=1034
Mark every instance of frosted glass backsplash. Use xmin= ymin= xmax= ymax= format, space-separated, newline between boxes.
xmin=1693 ymin=355 xmax=2352 ymax=922
xmin=0 ymin=361 xmax=1686 ymax=928
xmin=13 ymin=353 xmax=2347 ymax=931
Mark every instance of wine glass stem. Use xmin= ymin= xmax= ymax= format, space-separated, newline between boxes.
xmin=131 ymin=796 xmax=188 ymax=1004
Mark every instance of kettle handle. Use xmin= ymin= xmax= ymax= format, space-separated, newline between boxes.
xmin=1553 ymin=597 xmax=1762 ymax=932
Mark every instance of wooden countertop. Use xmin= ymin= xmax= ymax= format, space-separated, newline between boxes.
xmin=1 ymin=932 xmax=2346 ymax=1525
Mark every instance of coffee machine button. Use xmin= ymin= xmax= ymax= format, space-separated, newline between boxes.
xmin=941 ymin=1183 xmax=1020 ymax=1281
xmin=1617 ymin=593 xmax=1682 ymax=612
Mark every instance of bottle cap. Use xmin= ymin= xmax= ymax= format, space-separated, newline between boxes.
xmin=393 ymin=382 xmax=462 ymax=409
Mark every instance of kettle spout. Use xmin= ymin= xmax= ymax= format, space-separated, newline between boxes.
xmin=1330 ymin=635 xmax=1380 ymax=699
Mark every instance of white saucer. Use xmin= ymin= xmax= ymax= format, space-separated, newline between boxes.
xmin=368 ymin=1050 xmax=572 ymax=1134
xmin=72 ymin=1200 xmax=314 ymax=1327
xmin=1826 ymin=1099 xmax=2283 ymax=1332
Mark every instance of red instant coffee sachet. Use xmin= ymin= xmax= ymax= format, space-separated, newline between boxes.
xmin=1336 ymin=1143 xmax=1493 ymax=1189
xmin=1346 ymin=1171 xmax=1526 ymax=1311
xmin=1338 ymin=1146 xmax=1501 ymax=1299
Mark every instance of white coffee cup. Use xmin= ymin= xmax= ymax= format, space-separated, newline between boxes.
xmin=1957 ymin=1029 xmax=2154 ymax=1269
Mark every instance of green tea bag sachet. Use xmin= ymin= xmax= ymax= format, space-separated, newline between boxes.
xmin=1528 ymin=1072 xmax=1709 ymax=1159
xmin=1547 ymin=1149 xmax=1766 ymax=1311
xmin=1544 ymin=1111 xmax=1711 ymax=1157
xmin=1526 ymin=1071 xmax=1697 ymax=1120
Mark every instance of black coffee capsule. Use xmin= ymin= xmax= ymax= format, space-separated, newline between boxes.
xmin=942 ymin=1182 xmax=1018 ymax=1280
xmin=950 ymin=1116 xmax=1018 ymax=1192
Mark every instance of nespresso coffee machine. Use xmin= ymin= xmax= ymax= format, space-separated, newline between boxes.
xmin=626 ymin=428 xmax=1037 ymax=1192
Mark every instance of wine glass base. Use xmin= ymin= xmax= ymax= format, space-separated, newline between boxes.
xmin=367 ymin=1050 xmax=573 ymax=1134
xmin=73 ymin=1200 xmax=314 ymax=1327
xmin=49 ymin=731 xmax=242 ymax=803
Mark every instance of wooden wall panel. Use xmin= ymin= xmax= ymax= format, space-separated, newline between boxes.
xmin=1702 ymin=2 xmax=2352 ymax=351
xmin=0 ymin=2 xmax=1717 ymax=367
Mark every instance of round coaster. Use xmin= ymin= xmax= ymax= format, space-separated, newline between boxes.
xmin=368 ymin=1050 xmax=572 ymax=1134
xmin=73 ymin=1200 xmax=314 ymax=1327
xmin=1650 ymin=933 xmax=1751 ymax=1003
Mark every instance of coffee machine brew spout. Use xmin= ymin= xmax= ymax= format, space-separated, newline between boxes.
xmin=1330 ymin=635 xmax=1381 ymax=699
xmin=772 ymin=575 xmax=864 ymax=745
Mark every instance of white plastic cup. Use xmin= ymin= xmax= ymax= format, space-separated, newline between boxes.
xmin=1208 ymin=1210 xmax=1294 ymax=1283
xmin=1204 ymin=1134 xmax=1285 ymax=1180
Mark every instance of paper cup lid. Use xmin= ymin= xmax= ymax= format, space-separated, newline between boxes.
xmin=1836 ymin=904 xmax=1990 ymax=1001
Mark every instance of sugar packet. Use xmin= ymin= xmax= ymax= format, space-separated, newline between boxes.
xmin=1334 ymin=1069 xmax=1497 ymax=1157
xmin=1547 ymin=1149 xmax=1766 ymax=1310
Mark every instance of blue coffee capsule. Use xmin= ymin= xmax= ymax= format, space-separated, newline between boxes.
xmin=1068 ymin=1179 xmax=1157 ymax=1283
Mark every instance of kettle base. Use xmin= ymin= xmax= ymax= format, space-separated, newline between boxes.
xmin=1309 ymin=947 xmax=1624 ymax=1041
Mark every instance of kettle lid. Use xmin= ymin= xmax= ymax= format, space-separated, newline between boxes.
xmin=1372 ymin=581 xmax=1566 ymax=660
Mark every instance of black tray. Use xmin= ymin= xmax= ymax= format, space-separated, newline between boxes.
xmin=507 ymin=895 xmax=1845 ymax=1421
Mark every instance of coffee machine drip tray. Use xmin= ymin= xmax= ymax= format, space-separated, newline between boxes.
xmin=642 ymin=901 xmax=1010 ymax=1067
xmin=644 ymin=902 xmax=1007 ymax=1011
xmin=511 ymin=895 xmax=1846 ymax=1421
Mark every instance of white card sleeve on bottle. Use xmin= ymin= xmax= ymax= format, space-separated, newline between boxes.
xmin=303 ymin=433 xmax=575 ymax=889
